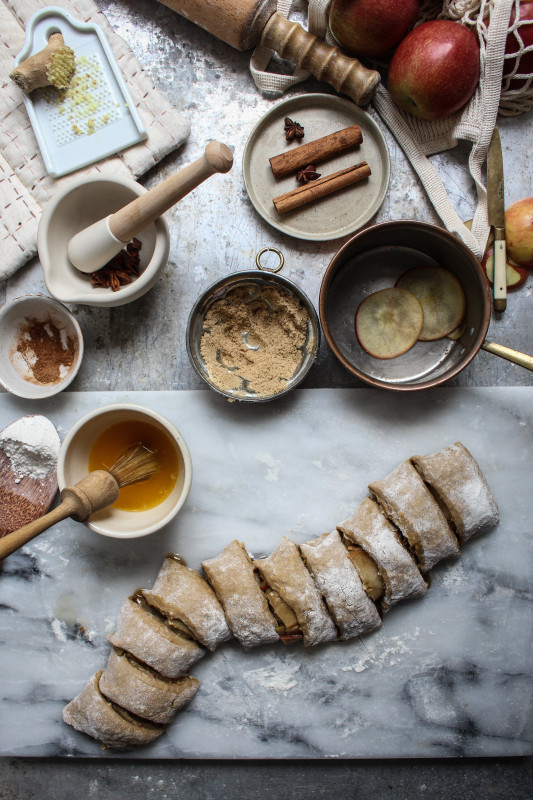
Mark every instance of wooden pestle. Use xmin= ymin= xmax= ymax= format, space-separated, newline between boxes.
xmin=67 ymin=141 xmax=233 ymax=273
xmin=0 ymin=471 xmax=119 ymax=560
xmin=156 ymin=1 xmax=380 ymax=106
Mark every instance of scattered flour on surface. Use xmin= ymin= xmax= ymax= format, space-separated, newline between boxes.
xmin=342 ymin=628 xmax=422 ymax=673
xmin=256 ymin=452 xmax=282 ymax=482
xmin=243 ymin=659 xmax=301 ymax=694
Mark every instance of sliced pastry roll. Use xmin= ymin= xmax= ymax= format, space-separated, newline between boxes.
xmin=368 ymin=459 xmax=460 ymax=572
xmin=108 ymin=596 xmax=205 ymax=679
xmin=254 ymin=536 xmax=337 ymax=646
xmin=99 ymin=649 xmax=200 ymax=725
xmin=201 ymin=540 xmax=279 ymax=648
xmin=299 ymin=530 xmax=381 ymax=639
xmin=62 ymin=672 xmax=165 ymax=750
xmin=338 ymin=497 xmax=428 ymax=612
xmin=411 ymin=441 xmax=499 ymax=543
xmin=142 ymin=555 xmax=232 ymax=651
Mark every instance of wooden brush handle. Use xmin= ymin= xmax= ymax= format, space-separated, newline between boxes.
xmin=0 ymin=472 xmax=119 ymax=560
xmin=261 ymin=13 xmax=380 ymax=107
xmin=109 ymin=141 xmax=233 ymax=243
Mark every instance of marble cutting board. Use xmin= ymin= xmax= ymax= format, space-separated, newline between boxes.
xmin=0 ymin=387 xmax=531 ymax=759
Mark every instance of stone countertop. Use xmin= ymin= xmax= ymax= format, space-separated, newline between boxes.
xmin=1 ymin=0 xmax=532 ymax=796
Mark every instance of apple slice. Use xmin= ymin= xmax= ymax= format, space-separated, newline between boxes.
xmin=395 ymin=266 xmax=465 ymax=341
xmin=481 ymin=245 xmax=529 ymax=290
xmin=464 ymin=218 xmax=529 ymax=290
xmin=355 ymin=287 xmax=424 ymax=359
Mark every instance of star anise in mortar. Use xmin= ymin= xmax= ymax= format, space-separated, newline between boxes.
xmin=284 ymin=117 xmax=304 ymax=141
xmin=296 ymin=164 xmax=321 ymax=184
xmin=90 ymin=238 xmax=142 ymax=292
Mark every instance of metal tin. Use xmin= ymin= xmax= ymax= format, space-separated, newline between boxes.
xmin=319 ymin=220 xmax=491 ymax=391
xmin=186 ymin=269 xmax=320 ymax=402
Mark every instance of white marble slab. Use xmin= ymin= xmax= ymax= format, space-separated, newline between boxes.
xmin=0 ymin=388 xmax=531 ymax=758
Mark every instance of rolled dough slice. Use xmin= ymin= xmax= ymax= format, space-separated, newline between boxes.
xmin=369 ymin=459 xmax=460 ymax=572
xmin=411 ymin=442 xmax=499 ymax=542
xmin=337 ymin=497 xmax=428 ymax=612
xmin=142 ymin=556 xmax=232 ymax=651
xmin=300 ymin=531 xmax=381 ymax=639
xmin=202 ymin=540 xmax=279 ymax=648
xmin=99 ymin=649 xmax=199 ymax=725
xmin=254 ymin=536 xmax=337 ymax=646
xmin=108 ymin=597 xmax=205 ymax=679
xmin=62 ymin=672 xmax=165 ymax=750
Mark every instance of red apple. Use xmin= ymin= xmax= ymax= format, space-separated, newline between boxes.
xmin=502 ymin=1 xmax=533 ymax=90
xmin=388 ymin=20 xmax=480 ymax=120
xmin=329 ymin=0 xmax=420 ymax=60
xmin=505 ymin=197 xmax=533 ymax=268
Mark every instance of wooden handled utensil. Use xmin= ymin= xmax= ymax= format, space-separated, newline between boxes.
xmin=156 ymin=0 xmax=380 ymax=106
xmin=0 ymin=444 xmax=158 ymax=561
xmin=68 ymin=140 xmax=233 ymax=273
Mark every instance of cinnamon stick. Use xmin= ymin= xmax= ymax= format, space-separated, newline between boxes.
xmin=269 ymin=124 xmax=363 ymax=179
xmin=273 ymin=162 xmax=371 ymax=215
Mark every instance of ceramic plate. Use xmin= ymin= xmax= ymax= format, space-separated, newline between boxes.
xmin=243 ymin=94 xmax=390 ymax=242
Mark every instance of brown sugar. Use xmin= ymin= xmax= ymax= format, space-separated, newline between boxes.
xmin=199 ymin=283 xmax=311 ymax=398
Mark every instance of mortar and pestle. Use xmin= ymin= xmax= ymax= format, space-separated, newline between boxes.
xmin=38 ymin=141 xmax=233 ymax=307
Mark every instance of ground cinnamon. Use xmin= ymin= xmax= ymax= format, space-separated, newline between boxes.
xmin=14 ymin=317 xmax=77 ymax=385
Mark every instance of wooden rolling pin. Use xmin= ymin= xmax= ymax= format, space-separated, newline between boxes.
xmin=156 ymin=0 xmax=380 ymax=106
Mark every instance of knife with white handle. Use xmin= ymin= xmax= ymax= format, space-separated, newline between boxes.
xmin=487 ymin=126 xmax=506 ymax=313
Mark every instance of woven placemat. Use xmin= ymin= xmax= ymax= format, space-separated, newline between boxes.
xmin=0 ymin=0 xmax=190 ymax=280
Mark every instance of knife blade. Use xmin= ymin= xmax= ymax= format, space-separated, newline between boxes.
xmin=487 ymin=126 xmax=507 ymax=312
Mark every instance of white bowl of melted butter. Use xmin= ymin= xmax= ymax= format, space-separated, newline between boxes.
xmin=57 ymin=404 xmax=192 ymax=538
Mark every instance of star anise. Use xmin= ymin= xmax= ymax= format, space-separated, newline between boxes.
xmin=90 ymin=238 xmax=142 ymax=292
xmin=296 ymin=164 xmax=321 ymax=184
xmin=284 ymin=117 xmax=304 ymax=141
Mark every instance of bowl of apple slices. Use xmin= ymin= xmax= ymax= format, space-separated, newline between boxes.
xmin=319 ymin=220 xmax=492 ymax=390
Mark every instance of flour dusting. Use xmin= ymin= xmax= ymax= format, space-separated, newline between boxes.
xmin=243 ymin=659 xmax=301 ymax=694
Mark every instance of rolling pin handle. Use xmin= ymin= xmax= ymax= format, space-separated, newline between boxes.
xmin=261 ymin=12 xmax=380 ymax=107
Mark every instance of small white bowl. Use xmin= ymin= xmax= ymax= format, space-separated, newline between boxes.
xmin=57 ymin=404 xmax=193 ymax=539
xmin=0 ymin=294 xmax=83 ymax=398
xmin=38 ymin=174 xmax=170 ymax=307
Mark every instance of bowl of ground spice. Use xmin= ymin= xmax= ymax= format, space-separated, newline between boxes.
xmin=186 ymin=269 xmax=320 ymax=402
xmin=0 ymin=295 xmax=83 ymax=398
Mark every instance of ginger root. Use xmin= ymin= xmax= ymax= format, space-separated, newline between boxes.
xmin=10 ymin=32 xmax=75 ymax=94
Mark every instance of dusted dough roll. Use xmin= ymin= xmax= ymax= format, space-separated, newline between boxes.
xmin=300 ymin=531 xmax=381 ymax=639
xmin=142 ymin=556 xmax=232 ymax=651
xmin=338 ymin=498 xmax=428 ymax=612
xmin=62 ymin=672 xmax=165 ymax=750
xmin=254 ymin=536 xmax=337 ymax=646
xmin=108 ymin=597 xmax=205 ymax=679
xmin=202 ymin=540 xmax=279 ymax=648
xmin=411 ymin=442 xmax=499 ymax=543
xmin=100 ymin=650 xmax=200 ymax=725
xmin=369 ymin=460 xmax=460 ymax=572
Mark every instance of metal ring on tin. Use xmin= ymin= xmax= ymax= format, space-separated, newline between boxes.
xmin=256 ymin=247 xmax=284 ymax=273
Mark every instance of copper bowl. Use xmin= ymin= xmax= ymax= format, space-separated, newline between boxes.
xmin=319 ymin=221 xmax=491 ymax=391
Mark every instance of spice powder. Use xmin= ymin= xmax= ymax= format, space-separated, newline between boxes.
xmin=199 ymin=284 xmax=311 ymax=398
xmin=12 ymin=317 xmax=77 ymax=385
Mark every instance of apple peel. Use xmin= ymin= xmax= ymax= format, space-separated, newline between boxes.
xmin=355 ymin=287 xmax=424 ymax=360
xmin=395 ymin=266 xmax=466 ymax=341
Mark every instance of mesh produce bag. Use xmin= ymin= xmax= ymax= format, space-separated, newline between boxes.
xmin=251 ymin=1 xmax=533 ymax=258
